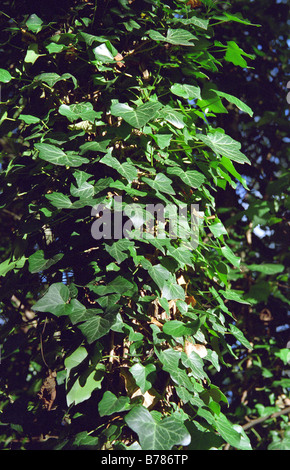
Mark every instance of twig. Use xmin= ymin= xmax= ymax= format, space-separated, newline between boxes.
xmin=242 ymin=406 xmax=290 ymax=431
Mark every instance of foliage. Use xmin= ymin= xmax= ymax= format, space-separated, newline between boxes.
xmin=0 ymin=0 xmax=288 ymax=450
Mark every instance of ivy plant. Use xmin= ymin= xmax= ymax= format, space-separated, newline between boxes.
xmin=0 ymin=0 xmax=258 ymax=450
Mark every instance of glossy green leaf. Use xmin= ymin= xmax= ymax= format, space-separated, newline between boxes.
xmin=199 ymin=131 xmax=251 ymax=164
xmin=129 ymin=363 xmax=156 ymax=394
xmin=35 ymin=143 xmax=89 ymax=167
xmin=225 ymin=41 xmax=254 ymax=68
xmin=0 ymin=68 xmax=12 ymax=83
xmin=215 ymin=413 xmax=252 ymax=450
xmin=125 ymin=405 xmax=191 ymax=450
xmin=148 ymin=28 xmax=196 ymax=46
xmin=167 ymin=167 xmax=205 ymax=188
xmin=211 ymin=89 xmax=253 ymax=116
xmin=33 ymin=283 xmax=71 ymax=316
xmin=171 ymin=83 xmax=201 ymax=100
xmin=111 ymin=101 xmax=162 ymax=128
xmin=26 ymin=14 xmax=43 ymax=33
xmin=59 ymin=102 xmax=102 ymax=123
xmin=45 ymin=192 xmax=72 ymax=209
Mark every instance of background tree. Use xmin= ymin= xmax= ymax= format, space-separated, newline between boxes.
xmin=0 ymin=0 xmax=288 ymax=450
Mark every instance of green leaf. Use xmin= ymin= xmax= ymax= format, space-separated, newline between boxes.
xmin=148 ymin=29 xmax=196 ymax=46
xmin=125 ymin=405 xmax=191 ymax=450
xmin=209 ymin=221 xmax=227 ymax=239
xmin=0 ymin=68 xmax=12 ymax=83
xmin=171 ymin=16 xmax=209 ymax=30
xmin=59 ymin=102 xmax=102 ymax=123
xmin=215 ymin=413 xmax=252 ymax=450
xmin=167 ymin=167 xmax=205 ymax=188
xmin=220 ymin=245 xmax=240 ymax=267
xmin=33 ymin=283 xmax=71 ymax=316
xmin=181 ymin=351 xmax=207 ymax=381
xmin=45 ymin=192 xmax=72 ymax=209
xmin=211 ymin=90 xmax=253 ymax=116
xmin=129 ymin=363 xmax=156 ymax=394
xmin=156 ymin=105 xmax=185 ymax=129
xmin=158 ymin=348 xmax=194 ymax=391
xmin=35 ymin=143 xmax=89 ymax=167
xmin=225 ymin=41 xmax=254 ymax=68
xmin=221 ymin=290 xmax=251 ymax=305
xmin=35 ymin=72 xmax=77 ymax=88
xmin=100 ymin=152 xmax=137 ymax=183
xmin=163 ymin=320 xmax=199 ymax=338
xmin=171 ymin=83 xmax=201 ymax=100
xmin=92 ymin=42 xmax=117 ymax=62
xmin=28 ymin=250 xmax=64 ymax=273
xmin=0 ymin=257 xmax=26 ymax=277
xmin=244 ymin=263 xmax=284 ymax=275
xmin=111 ymin=101 xmax=162 ymax=128
xmin=199 ymin=131 xmax=250 ymax=164
xmin=229 ymin=324 xmax=252 ymax=349
xmin=105 ymin=239 xmax=135 ymax=264
xmin=65 ymin=347 xmax=105 ymax=407
xmin=98 ymin=391 xmax=131 ymax=416
xmin=26 ymin=14 xmax=43 ymax=33
xmin=268 ymin=438 xmax=290 ymax=451
xmin=142 ymin=173 xmax=175 ymax=195
xmin=78 ymin=313 xmax=117 ymax=343
xmin=93 ymin=276 xmax=135 ymax=296
xmin=19 ymin=114 xmax=40 ymax=124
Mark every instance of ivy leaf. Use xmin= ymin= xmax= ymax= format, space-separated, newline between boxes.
xmin=171 ymin=83 xmax=201 ymax=100
xmin=93 ymin=42 xmax=118 ymax=62
xmin=163 ymin=320 xmax=199 ymax=337
xmin=28 ymin=250 xmax=64 ymax=273
xmin=215 ymin=413 xmax=252 ymax=450
xmin=33 ymin=283 xmax=71 ymax=316
xmin=181 ymin=351 xmax=207 ymax=381
xmin=221 ymin=290 xmax=251 ymax=305
xmin=229 ymin=324 xmax=252 ymax=349
xmin=225 ymin=41 xmax=254 ymax=68
xmin=93 ymin=276 xmax=135 ymax=296
xmin=211 ymin=89 xmax=253 ymax=116
xmin=156 ymin=105 xmax=185 ymax=129
xmin=0 ymin=257 xmax=26 ymax=277
xmin=100 ymin=152 xmax=137 ymax=183
xmin=129 ymin=363 xmax=156 ymax=394
xmin=142 ymin=173 xmax=175 ymax=195
xmin=78 ymin=313 xmax=118 ymax=343
xmin=66 ymin=362 xmax=105 ymax=406
xmin=208 ymin=221 xmax=228 ymax=239
xmin=158 ymin=348 xmax=194 ymax=391
xmin=105 ymin=239 xmax=135 ymax=264
xmin=35 ymin=72 xmax=77 ymax=88
xmin=19 ymin=114 xmax=40 ymax=124
xmin=26 ymin=14 xmax=43 ymax=33
xmin=167 ymin=167 xmax=205 ymax=188
xmin=59 ymin=102 xmax=102 ymax=123
xmin=148 ymin=29 xmax=196 ymax=46
xmin=199 ymin=131 xmax=250 ymax=164
xmin=220 ymin=245 xmax=240 ymax=267
xmin=98 ymin=391 xmax=131 ymax=416
xmin=45 ymin=192 xmax=72 ymax=209
xmin=125 ymin=405 xmax=191 ymax=450
xmin=111 ymin=101 xmax=162 ymax=128
xmin=0 ymin=68 xmax=12 ymax=83
xmin=35 ymin=143 xmax=89 ymax=167
xmin=244 ymin=263 xmax=284 ymax=275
